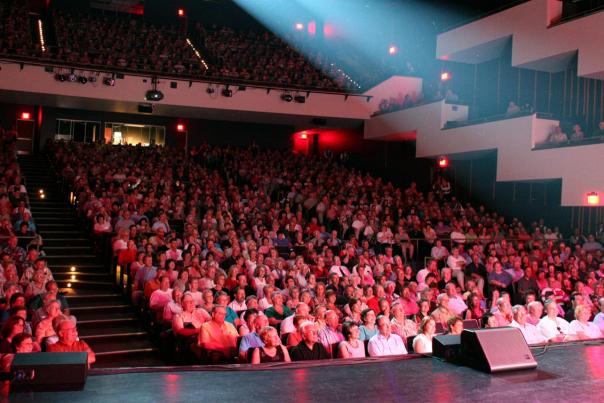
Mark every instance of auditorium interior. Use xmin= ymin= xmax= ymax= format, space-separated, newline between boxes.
xmin=1 ymin=0 xmax=604 ymax=400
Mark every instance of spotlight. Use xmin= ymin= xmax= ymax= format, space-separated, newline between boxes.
xmin=145 ymin=89 xmax=164 ymax=101
xmin=221 ymin=88 xmax=233 ymax=97
xmin=78 ymin=76 xmax=88 ymax=84
xmin=21 ymin=112 xmax=31 ymax=120
xmin=178 ymin=8 xmax=185 ymax=17
xmin=176 ymin=123 xmax=186 ymax=132
xmin=70 ymin=266 xmax=76 ymax=272
xmin=206 ymin=86 xmax=215 ymax=94
xmin=55 ymin=73 xmax=66 ymax=82
xmin=281 ymin=93 xmax=293 ymax=102
xmin=295 ymin=23 xmax=304 ymax=31
xmin=587 ymin=192 xmax=599 ymax=205
xmin=294 ymin=95 xmax=306 ymax=103
xmin=441 ymin=72 xmax=450 ymax=81
xmin=103 ymin=77 xmax=115 ymax=86
xmin=388 ymin=45 xmax=398 ymax=55
xmin=68 ymin=72 xmax=77 ymax=82
xmin=438 ymin=156 xmax=449 ymax=168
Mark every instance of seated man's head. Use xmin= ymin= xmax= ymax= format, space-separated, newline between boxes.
xmin=376 ymin=315 xmax=391 ymax=337
xmin=56 ymin=317 xmax=78 ymax=345
xmin=512 ymin=305 xmax=528 ymax=325
xmin=437 ymin=293 xmax=450 ymax=309
xmin=300 ymin=321 xmax=318 ymax=345
xmin=212 ymin=305 xmax=227 ymax=324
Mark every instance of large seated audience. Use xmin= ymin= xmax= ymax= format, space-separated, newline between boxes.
xmin=0 ymin=1 xmax=356 ymax=91
xmin=195 ymin=24 xmax=347 ymax=90
xmin=23 ymin=139 xmax=601 ymax=366
xmin=0 ymin=128 xmax=88 ymax=370
xmin=52 ymin=11 xmax=203 ymax=77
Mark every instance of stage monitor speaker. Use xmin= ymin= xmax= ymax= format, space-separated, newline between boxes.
xmin=11 ymin=352 xmax=88 ymax=392
xmin=432 ymin=334 xmax=461 ymax=363
xmin=460 ymin=328 xmax=537 ymax=373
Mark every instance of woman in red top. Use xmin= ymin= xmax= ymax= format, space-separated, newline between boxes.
xmin=118 ymin=239 xmax=138 ymax=267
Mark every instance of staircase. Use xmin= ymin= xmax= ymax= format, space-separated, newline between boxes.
xmin=19 ymin=154 xmax=163 ymax=368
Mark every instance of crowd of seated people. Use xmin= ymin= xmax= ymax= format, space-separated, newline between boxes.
xmin=0 ymin=0 xmax=352 ymax=91
xmin=544 ymin=121 xmax=604 ymax=146
xmin=196 ymin=24 xmax=348 ymax=91
xmin=44 ymin=139 xmax=604 ymax=365
xmin=0 ymin=128 xmax=95 ymax=371
xmin=0 ymin=1 xmax=38 ymax=58
xmin=52 ymin=11 xmax=203 ymax=77
xmin=374 ymin=91 xmax=424 ymax=116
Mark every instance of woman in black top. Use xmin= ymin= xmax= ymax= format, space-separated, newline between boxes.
xmin=0 ymin=316 xmax=25 ymax=353
xmin=251 ymin=326 xmax=291 ymax=364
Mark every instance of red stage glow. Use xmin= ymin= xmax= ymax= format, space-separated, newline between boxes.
xmin=438 ymin=156 xmax=449 ymax=168
xmin=587 ymin=192 xmax=599 ymax=205
xmin=177 ymin=8 xmax=185 ymax=17
xmin=388 ymin=46 xmax=398 ymax=55
xmin=441 ymin=72 xmax=450 ymax=81
xmin=20 ymin=112 xmax=31 ymax=120
xmin=295 ymin=23 xmax=304 ymax=31
xmin=308 ymin=21 xmax=316 ymax=36
xmin=176 ymin=124 xmax=186 ymax=132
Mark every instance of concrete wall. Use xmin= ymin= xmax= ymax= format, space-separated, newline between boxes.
xmin=364 ymin=100 xmax=604 ymax=206
xmin=437 ymin=0 xmax=604 ymax=78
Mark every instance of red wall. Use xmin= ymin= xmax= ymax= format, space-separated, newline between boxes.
xmin=292 ymin=128 xmax=365 ymax=155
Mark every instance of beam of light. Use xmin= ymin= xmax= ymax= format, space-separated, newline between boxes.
xmin=233 ymin=0 xmax=450 ymax=91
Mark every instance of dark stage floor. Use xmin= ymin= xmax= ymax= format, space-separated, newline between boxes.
xmin=11 ymin=341 xmax=604 ymax=403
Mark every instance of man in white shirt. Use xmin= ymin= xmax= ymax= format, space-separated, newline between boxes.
xmin=446 ymin=247 xmax=466 ymax=291
xmin=227 ymin=287 xmax=248 ymax=314
xmin=280 ymin=302 xmax=311 ymax=335
xmin=537 ymin=299 xmax=575 ymax=342
xmin=594 ymin=297 xmax=604 ymax=331
xmin=445 ymin=283 xmax=467 ymax=316
xmin=149 ymin=276 xmax=173 ymax=311
xmin=510 ymin=305 xmax=547 ymax=345
xmin=368 ymin=315 xmax=407 ymax=357
xmin=417 ymin=259 xmax=439 ymax=286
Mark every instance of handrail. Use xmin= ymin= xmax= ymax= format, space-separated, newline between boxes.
xmin=0 ymin=55 xmax=366 ymax=97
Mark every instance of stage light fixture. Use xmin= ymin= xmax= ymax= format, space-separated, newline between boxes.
xmin=388 ymin=45 xmax=398 ymax=55
xmin=68 ymin=72 xmax=77 ymax=82
xmin=89 ymin=76 xmax=97 ymax=83
xmin=295 ymin=23 xmax=304 ymax=31
xmin=78 ymin=76 xmax=88 ymax=84
xmin=438 ymin=156 xmax=449 ymax=168
xmin=206 ymin=86 xmax=215 ymax=94
xmin=441 ymin=72 xmax=450 ymax=81
xmin=55 ymin=73 xmax=66 ymax=82
xmin=281 ymin=93 xmax=293 ymax=102
xmin=145 ymin=89 xmax=164 ymax=101
xmin=222 ymin=87 xmax=233 ymax=97
xmin=103 ymin=77 xmax=115 ymax=86
xmin=294 ymin=95 xmax=306 ymax=103
xmin=178 ymin=8 xmax=185 ymax=17
xmin=21 ymin=112 xmax=31 ymax=120
xmin=177 ymin=123 xmax=186 ymax=132
xmin=587 ymin=192 xmax=599 ymax=205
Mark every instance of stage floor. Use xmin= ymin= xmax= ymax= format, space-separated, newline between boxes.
xmin=12 ymin=341 xmax=604 ymax=402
